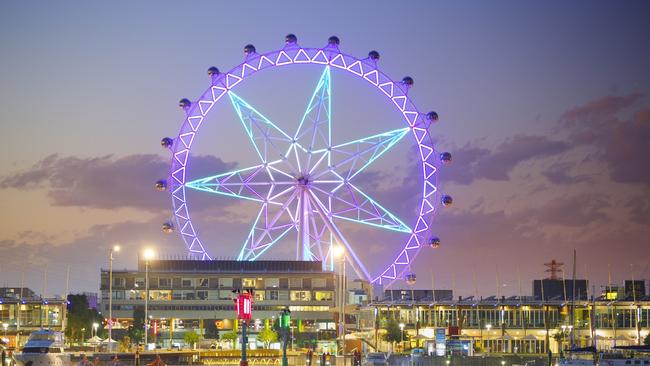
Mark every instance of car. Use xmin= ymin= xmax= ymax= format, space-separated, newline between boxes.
xmin=363 ymin=353 xmax=388 ymax=366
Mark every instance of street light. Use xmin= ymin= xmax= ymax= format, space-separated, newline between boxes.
xmin=399 ymin=323 xmax=405 ymax=352
xmin=92 ymin=322 xmax=99 ymax=338
xmin=143 ymin=248 xmax=156 ymax=348
xmin=333 ymin=246 xmax=346 ymax=357
xmin=108 ymin=244 xmax=120 ymax=351
xmin=485 ymin=324 xmax=492 ymax=353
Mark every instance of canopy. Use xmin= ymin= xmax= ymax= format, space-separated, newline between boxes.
xmin=523 ymin=334 xmax=538 ymax=340
xmin=101 ymin=338 xmax=118 ymax=344
xmin=87 ymin=336 xmax=102 ymax=344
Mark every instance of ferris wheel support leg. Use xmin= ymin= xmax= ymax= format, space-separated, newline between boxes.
xmin=305 ymin=189 xmax=372 ymax=281
xmin=297 ymin=188 xmax=312 ymax=261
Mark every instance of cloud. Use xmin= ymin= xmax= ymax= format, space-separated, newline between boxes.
xmin=559 ymin=94 xmax=650 ymax=185
xmin=0 ymin=154 xmax=237 ymax=212
xmin=445 ymin=135 xmax=569 ymax=185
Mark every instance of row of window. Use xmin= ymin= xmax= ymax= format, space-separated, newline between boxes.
xmin=109 ymin=304 xmax=330 ymax=312
xmin=107 ymin=289 xmax=334 ymax=302
xmin=108 ymin=276 xmax=332 ymax=290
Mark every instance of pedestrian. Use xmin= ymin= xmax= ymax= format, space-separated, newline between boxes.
xmin=110 ymin=355 xmax=121 ymax=366
xmin=78 ymin=355 xmax=92 ymax=366
xmin=93 ymin=356 xmax=101 ymax=366
xmin=135 ymin=349 xmax=140 ymax=366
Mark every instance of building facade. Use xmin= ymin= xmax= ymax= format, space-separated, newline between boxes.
xmin=99 ymin=259 xmax=337 ymax=347
xmin=0 ymin=288 xmax=66 ymax=348
xmin=358 ymin=294 xmax=650 ymax=355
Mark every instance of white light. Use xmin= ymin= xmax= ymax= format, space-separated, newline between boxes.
xmin=143 ymin=248 xmax=155 ymax=260
xmin=92 ymin=323 xmax=99 ymax=329
xmin=332 ymin=246 xmax=345 ymax=258
xmin=113 ymin=245 xmax=121 ymax=252
xmin=399 ymin=323 xmax=405 ymax=330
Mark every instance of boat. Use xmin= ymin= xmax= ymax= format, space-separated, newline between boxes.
xmin=13 ymin=330 xmax=70 ymax=366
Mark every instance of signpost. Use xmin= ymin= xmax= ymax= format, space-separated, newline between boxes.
xmin=279 ymin=308 xmax=291 ymax=366
xmin=234 ymin=289 xmax=253 ymax=366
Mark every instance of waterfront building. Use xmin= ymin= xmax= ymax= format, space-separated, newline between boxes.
xmin=99 ymin=259 xmax=337 ymax=347
xmin=358 ymin=289 xmax=650 ymax=355
xmin=0 ymin=287 xmax=66 ymax=348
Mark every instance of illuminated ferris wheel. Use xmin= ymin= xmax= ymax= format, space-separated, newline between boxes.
xmin=156 ymin=35 xmax=453 ymax=285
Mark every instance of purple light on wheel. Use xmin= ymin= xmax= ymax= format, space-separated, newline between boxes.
xmin=162 ymin=35 xmax=448 ymax=284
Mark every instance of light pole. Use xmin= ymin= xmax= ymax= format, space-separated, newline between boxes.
xmin=485 ymin=324 xmax=492 ymax=353
xmin=333 ymin=246 xmax=346 ymax=357
xmin=93 ymin=322 xmax=99 ymax=352
xmin=399 ymin=323 xmax=405 ymax=352
xmin=143 ymin=248 xmax=155 ymax=348
xmin=108 ymin=245 xmax=120 ymax=351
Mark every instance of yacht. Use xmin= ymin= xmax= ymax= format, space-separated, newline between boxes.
xmin=13 ymin=330 xmax=70 ymax=366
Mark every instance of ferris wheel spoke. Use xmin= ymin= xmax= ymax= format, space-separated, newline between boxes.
xmin=293 ymin=67 xmax=332 ymax=172
xmin=186 ymin=162 xmax=292 ymax=204
xmin=228 ymin=92 xmax=300 ymax=173
xmin=237 ymin=191 xmax=300 ymax=261
xmin=310 ymin=182 xmax=411 ymax=234
xmin=310 ymin=127 xmax=409 ymax=181
xmin=305 ymin=189 xmax=372 ymax=281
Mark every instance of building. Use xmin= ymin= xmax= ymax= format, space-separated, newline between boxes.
xmin=100 ymin=259 xmax=337 ymax=347
xmin=383 ymin=289 xmax=453 ymax=302
xmin=625 ymin=280 xmax=646 ymax=299
xmin=533 ymin=279 xmax=588 ymax=300
xmin=0 ymin=287 xmax=67 ymax=348
xmin=358 ymin=286 xmax=650 ymax=355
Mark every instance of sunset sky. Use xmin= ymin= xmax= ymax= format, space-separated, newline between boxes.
xmin=1 ymin=1 xmax=649 ymax=297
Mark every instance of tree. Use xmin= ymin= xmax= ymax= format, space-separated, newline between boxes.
xmin=65 ymin=294 xmax=105 ymax=344
xmin=120 ymin=336 xmax=132 ymax=352
xmin=382 ymin=318 xmax=405 ymax=351
xmin=257 ymin=328 xmax=278 ymax=348
xmin=127 ymin=307 xmax=144 ymax=344
xmin=184 ymin=331 xmax=200 ymax=349
xmin=222 ymin=331 xmax=238 ymax=347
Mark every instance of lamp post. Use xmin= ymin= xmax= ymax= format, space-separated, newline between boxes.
xmin=399 ymin=323 xmax=405 ymax=352
xmin=143 ymin=248 xmax=155 ymax=348
xmin=333 ymin=246 xmax=346 ymax=358
xmin=108 ymin=245 xmax=120 ymax=351
xmin=485 ymin=324 xmax=492 ymax=353
xmin=92 ymin=322 xmax=99 ymax=352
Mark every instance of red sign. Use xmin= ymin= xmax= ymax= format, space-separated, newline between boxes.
xmin=234 ymin=293 xmax=252 ymax=320
xmin=153 ymin=321 xmax=159 ymax=335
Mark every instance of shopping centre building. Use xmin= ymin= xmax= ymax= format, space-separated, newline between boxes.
xmin=99 ymin=259 xmax=337 ymax=347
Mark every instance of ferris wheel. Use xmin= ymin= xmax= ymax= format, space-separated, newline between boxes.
xmin=156 ymin=35 xmax=453 ymax=285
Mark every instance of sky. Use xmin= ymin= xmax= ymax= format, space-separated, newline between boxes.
xmin=0 ymin=1 xmax=649 ymax=298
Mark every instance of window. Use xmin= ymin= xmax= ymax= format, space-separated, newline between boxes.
xmin=265 ymin=278 xmax=279 ymax=288
xmin=197 ymin=291 xmax=208 ymax=300
xmin=242 ymin=278 xmax=256 ymax=287
xmin=290 ymin=291 xmax=311 ymax=301
xmin=254 ymin=291 xmax=265 ymax=301
xmin=268 ymin=290 xmax=279 ymax=300
xmin=312 ymin=279 xmax=326 ymax=288
xmin=289 ymin=278 xmax=303 ymax=288
xmin=218 ymin=290 xmax=232 ymax=300
xmin=219 ymin=278 xmax=233 ymax=288
xmin=198 ymin=278 xmax=209 ymax=288
xmin=135 ymin=277 xmax=145 ymax=288
xmin=314 ymin=291 xmax=333 ymax=301
xmin=182 ymin=291 xmax=195 ymax=300
xmin=279 ymin=278 xmax=289 ymax=289
xmin=159 ymin=278 xmax=171 ymax=287
xmin=113 ymin=278 xmax=125 ymax=287
xmin=181 ymin=278 xmax=194 ymax=287
xmin=279 ymin=291 xmax=289 ymax=301
xmin=112 ymin=291 xmax=125 ymax=300
xmin=172 ymin=291 xmax=182 ymax=300
xmin=149 ymin=290 xmax=171 ymax=301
